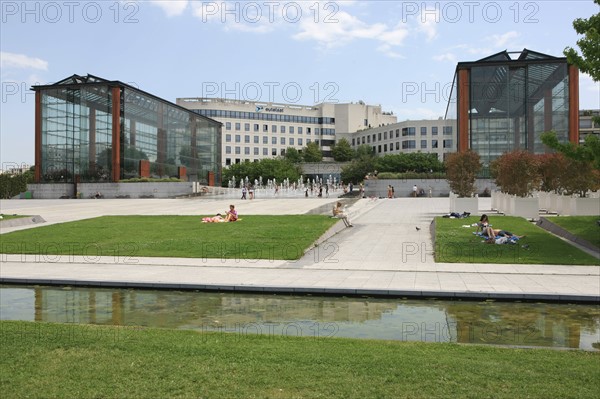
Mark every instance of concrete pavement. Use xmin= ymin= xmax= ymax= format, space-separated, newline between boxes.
xmin=1 ymin=197 xmax=599 ymax=302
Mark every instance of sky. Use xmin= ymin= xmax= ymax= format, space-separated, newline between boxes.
xmin=1 ymin=0 xmax=599 ymax=168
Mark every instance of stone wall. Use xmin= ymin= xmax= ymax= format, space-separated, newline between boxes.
xmin=363 ymin=179 xmax=497 ymax=198
xmin=28 ymin=182 xmax=196 ymax=199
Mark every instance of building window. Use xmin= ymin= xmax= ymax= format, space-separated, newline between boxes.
xmin=254 ymin=124 xmax=259 ymax=132
xmin=225 ymin=134 xmax=231 ymax=142
xmin=263 ymin=148 xmax=268 ymax=155
xmin=378 ymin=133 xmax=382 ymax=141
xmin=272 ymin=137 xmax=277 ymax=144
xmin=384 ymin=131 xmax=388 ymax=140
xmin=384 ymin=144 xmax=388 ymax=152
xmin=226 ymin=122 xmax=231 ymax=130
xmin=272 ymin=148 xmax=277 ymax=156
xmin=432 ymin=127 xmax=438 ymax=135
xmin=289 ymin=126 xmax=294 ymax=134
xmin=272 ymin=125 xmax=277 ymax=133
xmin=235 ymin=122 xmax=241 ymax=131
xmin=254 ymin=147 xmax=259 ymax=155
xmin=263 ymin=124 xmax=268 ymax=132
xmin=235 ymin=135 xmax=241 ymax=143
xmin=396 ymin=129 xmax=400 ymax=138
xmin=443 ymin=126 xmax=453 ymax=135
xmin=432 ymin=139 xmax=438 ymax=148
xmin=298 ymin=138 xmax=303 ymax=145
xmin=367 ymin=136 xmax=371 ymax=143
xmin=402 ymin=140 xmax=416 ymax=149
xmin=307 ymin=127 xmax=311 ymax=134
xmin=378 ymin=145 xmax=382 ymax=153
xmin=281 ymin=126 xmax=286 ymax=133
xmin=362 ymin=137 xmax=366 ymax=144
xmin=225 ymin=158 xmax=231 ymax=166
xmin=298 ymin=127 xmax=303 ymax=134
xmin=421 ymin=127 xmax=427 ymax=135
xmin=395 ymin=142 xmax=399 ymax=150
xmin=443 ymin=139 xmax=453 ymax=148
xmin=281 ymin=137 xmax=286 ymax=145
xmin=263 ymin=136 xmax=268 ymax=144
xmin=254 ymin=136 xmax=259 ymax=143
xmin=421 ymin=140 xmax=427 ymax=149
xmin=364 ymin=119 xmax=368 ymax=126
xmin=235 ymin=147 xmax=241 ymax=154
xmin=290 ymin=138 xmax=294 ymax=145
xmin=245 ymin=147 xmax=250 ymax=155
xmin=244 ymin=135 xmax=250 ymax=143
xmin=372 ymin=134 xmax=376 ymax=142
xmin=245 ymin=123 xmax=250 ymax=131
xmin=307 ymin=139 xmax=311 ymax=144
xmin=352 ymin=138 xmax=355 ymax=146
xmin=225 ymin=146 xmax=231 ymax=154
xmin=280 ymin=149 xmax=285 ymax=156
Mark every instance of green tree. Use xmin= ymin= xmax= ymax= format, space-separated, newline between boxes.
xmin=302 ymin=142 xmax=323 ymax=162
xmin=541 ymin=131 xmax=600 ymax=170
xmin=355 ymin=144 xmax=375 ymax=159
xmin=284 ymin=147 xmax=303 ymax=163
xmin=444 ymin=150 xmax=481 ymax=198
xmin=341 ymin=145 xmax=376 ymax=183
xmin=221 ymin=158 xmax=301 ymax=187
xmin=564 ymin=0 xmax=600 ymax=81
xmin=331 ymin=138 xmax=355 ymax=162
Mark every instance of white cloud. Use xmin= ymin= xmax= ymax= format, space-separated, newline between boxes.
xmin=150 ymin=0 xmax=188 ymax=17
xmin=0 ymin=52 xmax=48 ymax=70
xmin=485 ymin=31 xmax=520 ymax=48
xmin=376 ymin=44 xmax=405 ymax=59
xmin=433 ymin=53 xmax=457 ymax=63
xmin=417 ymin=9 xmax=439 ymax=41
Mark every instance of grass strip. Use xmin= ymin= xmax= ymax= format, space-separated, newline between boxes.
xmin=0 ymin=214 xmax=28 ymax=221
xmin=0 ymin=215 xmax=338 ymax=260
xmin=548 ymin=216 xmax=600 ymax=249
xmin=435 ymin=216 xmax=599 ymax=265
xmin=1 ymin=321 xmax=599 ymax=399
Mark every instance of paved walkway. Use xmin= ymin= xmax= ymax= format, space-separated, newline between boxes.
xmin=1 ymin=197 xmax=598 ymax=302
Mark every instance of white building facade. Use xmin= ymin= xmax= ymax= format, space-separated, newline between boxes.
xmin=177 ymin=97 xmax=397 ymax=166
xmin=343 ymin=119 xmax=458 ymax=161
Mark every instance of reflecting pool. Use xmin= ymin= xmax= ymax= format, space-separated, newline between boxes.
xmin=1 ymin=285 xmax=598 ymax=350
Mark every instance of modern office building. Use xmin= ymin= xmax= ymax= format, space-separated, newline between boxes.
xmin=446 ymin=49 xmax=579 ymax=166
xmin=32 ymin=74 xmax=222 ymax=184
xmin=177 ymin=97 xmax=397 ymax=165
xmin=341 ymin=118 xmax=457 ymax=161
xmin=579 ymin=109 xmax=600 ymax=143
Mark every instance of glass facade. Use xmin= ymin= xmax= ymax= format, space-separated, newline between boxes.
xmin=446 ymin=50 xmax=575 ymax=167
xmin=34 ymin=75 xmax=221 ymax=183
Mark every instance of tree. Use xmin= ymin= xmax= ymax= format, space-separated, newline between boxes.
xmin=284 ymin=147 xmax=303 ymax=163
xmin=221 ymin=158 xmax=301 ymax=187
xmin=541 ymin=131 xmax=600 ymax=171
xmin=564 ymin=0 xmax=600 ymax=81
xmin=302 ymin=142 xmax=323 ymax=162
xmin=490 ymin=150 xmax=540 ymax=197
xmin=355 ymin=144 xmax=375 ymax=159
xmin=331 ymin=138 xmax=355 ymax=162
xmin=444 ymin=150 xmax=481 ymax=198
xmin=340 ymin=144 xmax=376 ymax=183
xmin=537 ymin=153 xmax=568 ymax=193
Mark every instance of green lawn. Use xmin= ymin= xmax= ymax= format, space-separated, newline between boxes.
xmin=435 ymin=216 xmax=599 ymax=265
xmin=1 ymin=321 xmax=598 ymax=399
xmin=549 ymin=216 xmax=600 ymax=249
xmin=0 ymin=215 xmax=338 ymax=260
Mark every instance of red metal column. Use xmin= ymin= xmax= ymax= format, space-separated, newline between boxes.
xmin=568 ymin=65 xmax=580 ymax=144
xmin=457 ymin=69 xmax=470 ymax=152
xmin=34 ymin=91 xmax=42 ymax=182
xmin=89 ymin=108 xmax=96 ymax=174
xmin=111 ymin=87 xmax=121 ymax=182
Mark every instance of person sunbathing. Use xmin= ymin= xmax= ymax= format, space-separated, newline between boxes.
xmin=202 ymin=214 xmax=226 ymax=223
xmin=483 ymin=226 xmax=525 ymax=240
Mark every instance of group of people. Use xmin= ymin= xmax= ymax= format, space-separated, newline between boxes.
xmin=476 ymin=214 xmax=525 ymax=244
xmin=201 ymin=204 xmax=239 ymax=223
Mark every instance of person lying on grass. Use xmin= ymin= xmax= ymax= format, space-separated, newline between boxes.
xmin=202 ymin=205 xmax=239 ymax=223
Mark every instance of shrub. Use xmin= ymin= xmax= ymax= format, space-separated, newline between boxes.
xmin=491 ymin=150 xmax=540 ymax=197
xmin=444 ymin=150 xmax=481 ymax=197
xmin=537 ymin=153 xmax=567 ymax=193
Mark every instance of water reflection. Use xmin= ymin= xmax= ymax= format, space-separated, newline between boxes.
xmin=1 ymin=285 xmax=598 ymax=351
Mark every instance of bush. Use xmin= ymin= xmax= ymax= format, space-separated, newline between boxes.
xmin=491 ymin=150 xmax=540 ymax=197
xmin=444 ymin=150 xmax=481 ymax=198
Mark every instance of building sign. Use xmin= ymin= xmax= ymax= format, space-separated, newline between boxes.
xmin=256 ymin=106 xmax=284 ymax=113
